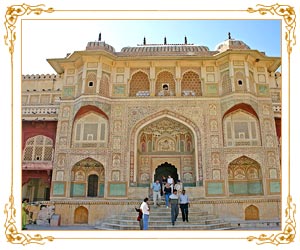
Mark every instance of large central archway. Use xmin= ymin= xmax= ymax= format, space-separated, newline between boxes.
xmin=130 ymin=111 xmax=201 ymax=187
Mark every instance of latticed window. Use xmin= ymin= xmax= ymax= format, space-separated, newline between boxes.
xmin=181 ymin=71 xmax=202 ymax=96
xmin=23 ymin=135 xmax=53 ymax=161
xmin=221 ymin=71 xmax=231 ymax=95
xmin=129 ymin=71 xmax=150 ymax=96
xmin=223 ymin=111 xmax=261 ymax=147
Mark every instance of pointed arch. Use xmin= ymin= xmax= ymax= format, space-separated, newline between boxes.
xmin=129 ymin=110 xmax=202 ymax=186
xmin=181 ymin=70 xmax=202 ymax=96
xmin=155 ymin=71 xmax=175 ymax=96
xmin=129 ymin=70 xmax=150 ymax=96
xmin=72 ymin=105 xmax=109 ymax=148
xmin=228 ymin=156 xmax=263 ymax=196
xmin=71 ymin=157 xmax=105 ymax=197
xmin=223 ymin=103 xmax=261 ymax=147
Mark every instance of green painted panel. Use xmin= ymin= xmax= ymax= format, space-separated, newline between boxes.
xmin=113 ymin=85 xmax=125 ymax=95
xmin=229 ymin=181 xmax=263 ymax=194
xmin=71 ymin=183 xmax=85 ymax=196
xmin=207 ymin=182 xmax=223 ymax=195
xmin=63 ymin=86 xmax=74 ymax=97
xmin=109 ymin=183 xmax=126 ymax=196
xmin=270 ymin=181 xmax=280 ymax=193
xmin=53 ymin=182 xmax=65 ymax=196
xmin=248 ymin=182 xmax=263 ymax=194
xmin=258 ymin=84 xmax=269 ymax=95
xmin=207 ymin=84 xmax=218 ymax=94
xmin=229 ymin=182 xmax=248 ymax=194
xmin=99 ymin=183 xmax=104 ymax=197
xmin=182 ymin=182 xmax=196 ymax=187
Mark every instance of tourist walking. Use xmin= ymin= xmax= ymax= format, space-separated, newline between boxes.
xmin=179 ymin=189 xmax=190 ymax=222
xmin=161 ymin=175 xmax=167 ymax=196
xmin=152 ymin=179 xmax=161 ymax=207
xmin=140 ymin=197 xmax=150 ymax=230
xmin=169 ymin=189 xmax=179 ymax=226
xmin=164 ymin=183 xmax=172 ymax=208
xmin=167 ymin=175 xmax=174 ymax=192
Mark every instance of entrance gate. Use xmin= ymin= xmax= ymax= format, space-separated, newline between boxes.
xmin=154 ymin=162 xmax=178 ymax=183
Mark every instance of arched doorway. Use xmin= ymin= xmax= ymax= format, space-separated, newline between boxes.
xmin=135 ymin=115 xmax=198 ymax=186
xmin=74 ymin=206 xmax=88 ymax=224
xmin=245 ymin=205 xmax=259 ymax=220
xmin=154 ymin=162 xmax=178 ymax=183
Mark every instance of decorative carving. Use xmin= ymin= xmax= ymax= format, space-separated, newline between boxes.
xmin=248 ymin=196 xmax=296 ymax=245
xmin=248 ymin=4 xmax=296 ymax=54
xmin=4 ymin=4 xmax=54 ymax=54
xmin=4 ymin=195 xmax=54 ymax=245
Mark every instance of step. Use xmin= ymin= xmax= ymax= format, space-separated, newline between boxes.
xmin=98 ymin=221 xmax=232 ymax=230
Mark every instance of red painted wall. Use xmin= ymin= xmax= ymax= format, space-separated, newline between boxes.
xmin=22 ymin=121 xmax=58 ymax=149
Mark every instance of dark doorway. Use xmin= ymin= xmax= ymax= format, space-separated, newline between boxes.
xmin=87 ymin=174 xmax=98 ymax=197
xmin=154 ymin=162 xmax=178 ymax=183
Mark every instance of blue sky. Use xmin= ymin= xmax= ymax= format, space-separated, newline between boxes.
xmin=22 ymin=20 xmax=281 ymax=74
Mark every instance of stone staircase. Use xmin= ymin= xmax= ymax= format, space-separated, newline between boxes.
xmin=95 ymin=203 xmax=234 ymax=230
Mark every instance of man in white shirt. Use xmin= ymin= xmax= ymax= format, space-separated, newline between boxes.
xmin=140 ymin=197 xmax=150 ymax=230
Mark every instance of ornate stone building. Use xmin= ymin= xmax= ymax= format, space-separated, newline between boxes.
xmin=22 ymin=34 xmax=282 ymax=225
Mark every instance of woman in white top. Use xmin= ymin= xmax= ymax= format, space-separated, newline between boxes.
xmin=167 ymin=175 xmax=174 ymax=192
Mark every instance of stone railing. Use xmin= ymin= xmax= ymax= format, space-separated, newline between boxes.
xmin=22 ymin=106 xmax=59 ymax=115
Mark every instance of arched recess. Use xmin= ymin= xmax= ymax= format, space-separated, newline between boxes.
xmin=181 ymin=70 xmax=202 ymax=96
xmin=71 ymin=105 xmax=109 ymax=148
xmin=71 ymin=157 xmax=105 ymax=197
xmin=223 ymin=103 xmax=261 ymax=147
xmin=129 ymin=110 xmax=202 ymax=186
xmin=228 ymin=156 xmax=263 ymax=196
xmin=74 ymin=206 xmax=88 ymax=224
xmin=129 ymin=70 xmax=150 ymax=96
xmin=245 ymin=205 xmax=259 ymax=220
xmin=155 ymin=71 xmax=175 ymax=96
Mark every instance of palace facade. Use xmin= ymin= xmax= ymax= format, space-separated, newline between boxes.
xmin=22 ymin=34 xmax=282 ymax=225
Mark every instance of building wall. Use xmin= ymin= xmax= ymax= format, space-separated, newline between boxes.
xmin=22 ymin=41 xmax=282 ymax=224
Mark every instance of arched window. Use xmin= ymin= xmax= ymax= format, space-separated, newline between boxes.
xmin=181 ymin=71 xmax=202 ymax=96
xmin=129 ymin=71 xmax=150 ymax=97
xmin=23 ymin=135 xmax=53 ymax=161
xmin=223 ymin=110 xmax=261 ymax=147
xmin=73 ymin=112 xmax=108 ymax=147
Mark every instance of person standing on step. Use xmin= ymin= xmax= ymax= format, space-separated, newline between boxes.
xmin=164 ymin=183 xmax=172 ymax=208
xmin=167 ymin=175 xmax=174 ymax=192
xmin=169 ymin=189 xmax=179 ymax=226
xmin=179 ymin=189 xmax=190 ymax=222
xmin=140 ymin=197 xmax=150 ymax=230
xmin=152 ymin=179 xmax=161 ymax=207
xmin=161 ymin=175 xmax=167 ymax=196
xmin=135 ymin=206 xmax=143 ymax=230
xmin=174 ymin=180 xmax=183 ymax=196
